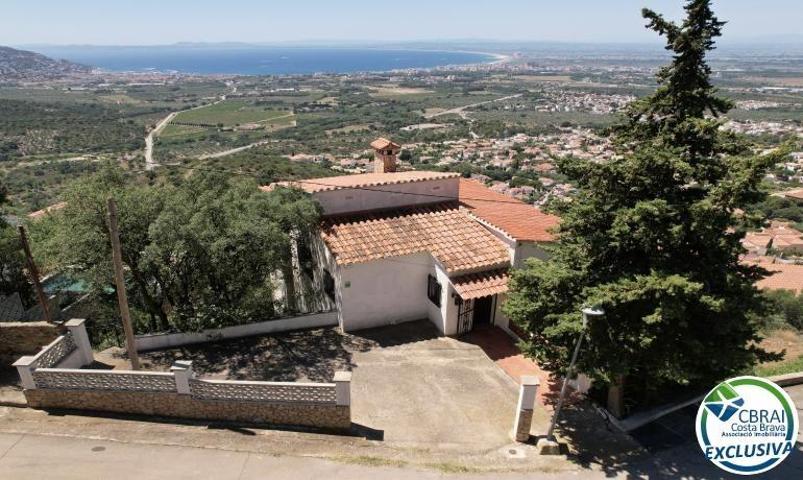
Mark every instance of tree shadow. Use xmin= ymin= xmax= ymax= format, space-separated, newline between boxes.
xmin=555 ymin=402 xmax=803 ymax=479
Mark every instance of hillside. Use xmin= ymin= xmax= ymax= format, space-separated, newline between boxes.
xmin=0 ymin=46 xmax=91 ymax=81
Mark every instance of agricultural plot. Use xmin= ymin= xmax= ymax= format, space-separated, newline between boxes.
xmin=170 ymin=99 xmax=294 ymax=127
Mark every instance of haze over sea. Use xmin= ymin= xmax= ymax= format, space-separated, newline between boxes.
xmin=27 ymin=45 xmax=495 ymax=75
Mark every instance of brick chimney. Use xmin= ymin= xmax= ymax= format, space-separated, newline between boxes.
xmin=370 ymin=137 xmax=401 ymax=173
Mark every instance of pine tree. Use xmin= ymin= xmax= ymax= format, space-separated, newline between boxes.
xmin=504 ymin=0 xmax=785 ymax=412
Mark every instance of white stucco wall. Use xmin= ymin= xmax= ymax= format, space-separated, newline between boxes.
xmin=313 ymin=177 xmax=459 ymax=215
xmin=338 ymin=253 xmax=437 ymax=332
xmin=494 ymin=293 xmax=510 ymax=331
xmin=432 ymin=265 xmax=459 ymax=335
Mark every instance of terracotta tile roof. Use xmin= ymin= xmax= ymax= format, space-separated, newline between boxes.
xmin=370 ymin=137 xmax=400 ymax=150
xmin=263 ymin=171 xmax=460 ymax=194
xmin=27 ymin=202 xmax=67 ymax=220
xmin=459 ymin=179 xmax=560 ymax=242
xmin=451 ymin=269 xmax=509 ymax=300
xmin=321 ymin=203 xmax=511 ymax=275
xmin=754 ymin=261 xmax=803 ymax=294
xmin=780 ymin=188 xmax=803 ymax=201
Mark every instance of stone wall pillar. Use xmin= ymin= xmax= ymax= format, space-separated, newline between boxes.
xmin=512 ymin=375 xmax=540 ymax=442
xmin=607 ymin=375 xmax=625 ymax=419
xmin=12 ymin=355 xmax=37 ymax=390
xmin=333 ymin=371 xmax=351 ymax=406
xmin=64 ymin=319 xmax=94 ymax=366
xmin=170 ymin=360 xmax=194 ymax=394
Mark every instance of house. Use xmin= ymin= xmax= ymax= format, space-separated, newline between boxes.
xmin=743 ymin=221 xmax=803 ymax=256
xmin=776 ymin=188 xmax=803 ymax=203
xmin=752 ymin=259 xmax=803 ymax=294
xmin=265 ymin=139 xmax=559 ymax=336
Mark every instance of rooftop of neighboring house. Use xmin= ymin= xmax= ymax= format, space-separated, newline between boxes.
xmin=458 ymin=178 xmax=560 ymax=243
xmin=754 ymin=260 xmax=803 ymax=294
xmin=778 ymin=188 xmax=803 ymax=201
xmin=743 ymin=220 xmax=803 ymax=252
xmin=27 ymin=202 xmax=67 ymax=220
xmin=320 ymin=202 xmax=511 ymax=276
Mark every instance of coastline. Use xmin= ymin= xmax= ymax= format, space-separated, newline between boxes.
xmin=34 ymin=45 xmax=507 ymax=77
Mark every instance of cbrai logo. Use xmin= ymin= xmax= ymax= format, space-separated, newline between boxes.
xmin=696 ymin=376 xmax=798 ymax=475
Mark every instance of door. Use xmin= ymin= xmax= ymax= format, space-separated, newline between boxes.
xmin=472 ymin=295 xmax=494 ymax=327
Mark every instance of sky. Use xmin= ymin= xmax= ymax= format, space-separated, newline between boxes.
xmin=3 ymin=0 xmax=802 ymax=46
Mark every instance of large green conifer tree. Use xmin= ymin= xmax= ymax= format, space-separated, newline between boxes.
xmin=504 ymin=0 xmax=784 ymax=412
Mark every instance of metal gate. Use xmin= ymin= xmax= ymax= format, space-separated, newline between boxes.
xmin=457 ymin=298 xmax=474 ymax=335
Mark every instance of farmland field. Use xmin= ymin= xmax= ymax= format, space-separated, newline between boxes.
xmin=169 ymin=99 xmax=294 ymax=127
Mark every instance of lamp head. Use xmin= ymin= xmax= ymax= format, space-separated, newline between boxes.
xmin=581 ymin=307 xmax=605 ymax=328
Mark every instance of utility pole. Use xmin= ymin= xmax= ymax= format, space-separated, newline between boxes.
xmin=546 ymin=307 xmax=604 ymax=442
xmin=107 ymin=197 xmax=141 ymax=370
xmin=18 ymin=225 xmax=52 ymax=323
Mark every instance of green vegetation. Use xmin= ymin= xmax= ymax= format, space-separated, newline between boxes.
xmin=32 ymin=167 xmax=321 ymax=337
xmin=168 ymin=99 xmax=292 ymax=128
xmin=748 ymin=195 xmax=803 ymax=231
xmin=0 ymin=182 xmax=34 ymax=306
xmin=755 ymin=354 xmax=803 ymax=377
xmin=0 ymin=99 xmax=146 ymax=156
xmin=762 ymin=289 xmax=803 ymax=331
xmin=505 ymin=0 xmax=783 ymax=413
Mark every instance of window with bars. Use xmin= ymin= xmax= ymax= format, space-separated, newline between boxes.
xmin=427 ymin=274 xmax=442 ymax=307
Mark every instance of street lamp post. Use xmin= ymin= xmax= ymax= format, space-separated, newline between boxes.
xmin=546 ymin=306 xmax=604 ymax=442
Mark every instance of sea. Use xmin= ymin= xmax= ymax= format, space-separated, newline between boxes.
xmin=28 ymin=45 xmax=495 ymax=75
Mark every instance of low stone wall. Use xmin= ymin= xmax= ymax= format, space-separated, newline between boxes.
xmin=24 ymin=389 xmax=351 ymax=429
xmin=0 ymin=322 xmax=61 ymax=366
xmin=15 ymin=322 xmax=353 ymax=432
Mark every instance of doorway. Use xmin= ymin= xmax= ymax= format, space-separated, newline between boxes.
xmin=472 ymin=296 xmax=494 ymax=327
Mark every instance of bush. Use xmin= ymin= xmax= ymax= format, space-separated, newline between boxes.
xmin=763 ymin=289 xmax=803 ymax=331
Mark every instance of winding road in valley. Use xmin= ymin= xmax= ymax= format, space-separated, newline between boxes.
xmin=144 ymin=112 xmax=177 ymax=170
xmin=423 ymin=93 xmax=522 ymax=120
xmin=144 ymin=85 xmax=237 ymax=170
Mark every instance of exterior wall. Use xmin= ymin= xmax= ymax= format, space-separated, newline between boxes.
xmin=494 ymin=293 xmax=510 ymax=331
xmin=25 ymin=389 xmax=351 ymax=429
xmin=0 ymin=321 xmax=61 ymax=365
xmin=311 ymin=234 xmax=344 ymax=323
xmin=16 ymin=320 xmax=353 ymax=432
xmin=435 ymin=266 xmax=460 ymax=336
xmin=513 ymin=241 xmax=550 ymax=268
xmin=313 ymin=177 xmax=459 ymax=216
xmin=24 ymin=389 xmax=350 ymax=430
xmin=338 ymin=253 xmax=434 ymax=331
xmin=134 ymin=312 xmax=338 ymax=351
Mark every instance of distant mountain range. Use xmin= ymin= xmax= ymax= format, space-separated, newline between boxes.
xmin=0 ymin=46 xmax=91 ymax=81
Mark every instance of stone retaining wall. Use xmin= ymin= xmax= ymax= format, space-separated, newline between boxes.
xmin=15 ymin=320 xmax=353 ymax=432
xmin=0 ymin=322 xmax=61 ymax=366
xmin=24 ymin=389 xmax=351 ymax=429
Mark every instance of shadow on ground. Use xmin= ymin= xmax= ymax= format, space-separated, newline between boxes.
xmin=555 ymin=402 xmax=803 ymax=479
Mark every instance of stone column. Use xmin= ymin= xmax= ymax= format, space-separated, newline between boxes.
xmin=333 ymin=371 xmax=351 ymax=406
xmin=65 ymin=319 xmax=94 ymax=366
xmin=12 ymin=356 xmax=37 ymax=390
xmin=607 ymin=375 xmax=625 ymax=419
xmin=512 ymin=375 xmax=540 ymax=442
xmin=170 ymin=360 xmax=194 ymax=394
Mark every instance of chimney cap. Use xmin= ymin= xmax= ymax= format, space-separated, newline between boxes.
xmin=371 ymin=137 xmax=401 ymax=151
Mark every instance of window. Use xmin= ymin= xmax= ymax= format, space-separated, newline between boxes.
xmin=323 ymin=270 xmax=335 ymax=300
xmin=427 ymin=274 xmax=442 ymax=307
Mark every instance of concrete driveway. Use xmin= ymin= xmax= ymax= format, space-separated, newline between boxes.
xmin=349 ymin=321 xmax=542 ymax=450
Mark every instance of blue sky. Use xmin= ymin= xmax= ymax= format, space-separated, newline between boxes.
xmin=4 ymin=0 xmax=801 ymax=45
